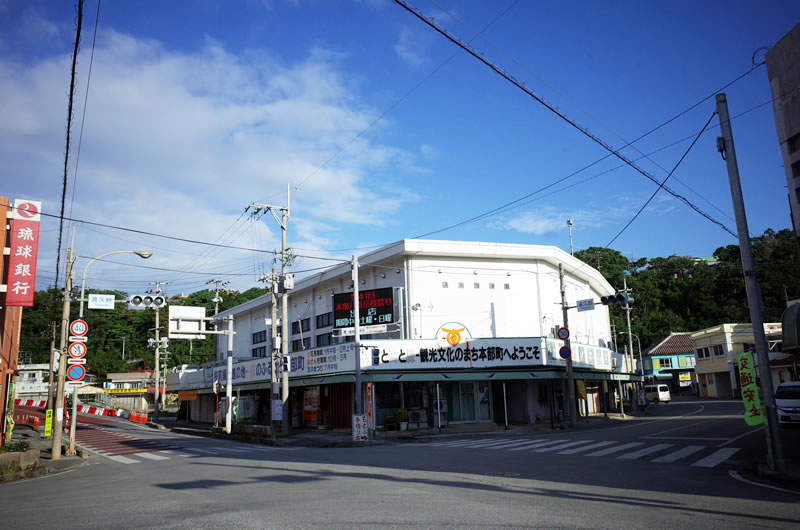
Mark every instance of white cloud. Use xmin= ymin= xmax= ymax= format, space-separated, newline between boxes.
xmin=394 ymin=27 xmax=428 ymax=68
xmin=1 ymin=24 xmax=419 ymax=291
xmin=420 ymin=143 xmax=439 ymax=159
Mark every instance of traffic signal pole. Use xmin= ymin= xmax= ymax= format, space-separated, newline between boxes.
xmin=559 ymin=264 xmax=577 ymax=429
xmin=716 ymin=93 xmax=784 ymax=472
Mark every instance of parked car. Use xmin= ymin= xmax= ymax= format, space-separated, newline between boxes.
xmin=774 ymin=381 xmax=800 ymax=426
xmin=645 ymin=384 xmax=671 ymax=404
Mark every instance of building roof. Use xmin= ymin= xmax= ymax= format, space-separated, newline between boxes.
xmin=644 ymin=333 xmax=695 ymax=356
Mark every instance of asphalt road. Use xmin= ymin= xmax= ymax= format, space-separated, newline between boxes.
xmin=3 ymin=400 xmax=799 ymax=528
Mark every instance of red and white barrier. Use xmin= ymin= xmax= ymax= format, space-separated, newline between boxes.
xmin=13 ymin=399 xmax=47 ymax=408
xmin=75 ymin=405 xmax=118 ymax=417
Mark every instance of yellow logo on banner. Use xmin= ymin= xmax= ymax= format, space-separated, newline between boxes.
xmin=436 ymin=322 xmax=472 ymax=345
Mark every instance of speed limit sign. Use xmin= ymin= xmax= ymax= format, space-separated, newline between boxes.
xmin=69 ymin=319 xmax=88 ymax=336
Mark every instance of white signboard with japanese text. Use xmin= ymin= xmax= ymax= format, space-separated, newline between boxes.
xmin=7 ymin=199 xmax=41 ymax=306
xmin=88 ymin=294 xmax=115 ymax=309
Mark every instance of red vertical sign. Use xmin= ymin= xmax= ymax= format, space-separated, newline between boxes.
xmin=6 ymin=200 xmax=41 ymax=307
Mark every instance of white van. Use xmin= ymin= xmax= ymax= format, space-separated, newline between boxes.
xmin=645 ymin=384 xmax=671 ymax=404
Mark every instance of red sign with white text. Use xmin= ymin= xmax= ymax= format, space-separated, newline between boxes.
xmin=6 ymin=200 xmax=41 ymax=306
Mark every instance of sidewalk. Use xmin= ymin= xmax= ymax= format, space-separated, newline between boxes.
xmin=3 ymin=424 xmax=90 ymax=481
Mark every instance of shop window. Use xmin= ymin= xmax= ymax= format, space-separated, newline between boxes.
xmin=316 ymin=312 xmax=332 ymax=328
xmin=252 ymin=330 xmax=267 ymax=344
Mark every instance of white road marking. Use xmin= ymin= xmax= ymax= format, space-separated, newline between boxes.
xmin=486 ymin=439 xmax=551 ymax=450
xmin=162 ymin=450 xmax=194 ymax=457
xmin=729 ymin=470 xmax=800 ymax=494
xmin=135 ymin=452 xmax=170 ymax=461
xmin=532 ymin=440 xmax=592 ymax=453
xmin=508 ymin=439 xmax=567 ymax=451
xmin=585 ymin=442 xmax=644 ymax=457
xmin=108 ymin=455 xmax=139 ymax=464
xmin=717 ymin=429 xmax=761 ymax=447
xmin=557 ymin=441 xmax=616 ymax=455
xmin=691 ymin=448 xmax=740 ymax=468
xmin=429 ymin=438 xmax=497 ymax=447
xmin=651 ymin=445 xmax=705 ymax=463
xmin=216 ymin=446 xmax=250 ymax=453
xmin=617 ymin=443 xmax=673 ymax=460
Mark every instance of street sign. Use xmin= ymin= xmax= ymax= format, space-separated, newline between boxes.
xmin=67 ymin=358 xmax=86 ymax=365
xmin=339 ymin=324 xmax=388 ymax=336
xmin=69 ymin=319 xmax=88 ymax=336
xmin=559 ymin=346 xmax=571 ymax=359
xmin=576 ymin=299 xmax=595 ymax=312
xmin=67 ymin=364 xmax=86 ymax=382
xmin=88 ymin=293 xmax=115 ymax=309
xmin=69 ymin=336 xmax=88 ymax=343
xmin=557 ymin=327 xmax=570 ymax=340
xmin=68 ymin=342 xmax=87 ymax=358
xmin=44 ymin=409 xmax=53 ymax=437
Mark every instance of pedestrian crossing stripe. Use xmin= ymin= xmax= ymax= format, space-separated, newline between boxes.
xmin=418 ymin=437 xmax=741 ymax=468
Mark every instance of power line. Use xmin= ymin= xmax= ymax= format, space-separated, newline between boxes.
xmin=394 ymin=0 xmax=737 ymax=239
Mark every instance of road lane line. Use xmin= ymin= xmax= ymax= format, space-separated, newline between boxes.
xmin=585 ymin=442 xmax=643 ymax=456
xmin=717 ymin=429 xmax=761 ymax=448
xmin=617 ymin=443 xmax=673 ymax=460
xmin=557 ymin=441 xmax=616 ymax=455
xmin=691 ymin=448 xmax=740 ymax=468
xmin=651 ymin=445 xmax=705 ymax=463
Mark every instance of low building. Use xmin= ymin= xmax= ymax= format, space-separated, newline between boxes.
xmin=642 ymin=333 xmax=696 ymax=394
xmin=690 ymin=323 xmax=783 ymax=398
xmin=103 ymin=370 xmax=155 ymax=412
xmin=171 ymin=239 xmax=640 ymax=429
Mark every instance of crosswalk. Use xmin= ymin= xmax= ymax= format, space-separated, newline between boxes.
xmin=76 ymin=424 xmax=299 ymax=465
xmin=419 ymin=437 xmax=741 ymax=468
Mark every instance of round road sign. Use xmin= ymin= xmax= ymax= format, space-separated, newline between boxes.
xmin=67 ymin=364 xmax=86 ymax=381
xmin=557 ymin=327 xmax=570 ymax=340
xmin=559 ymin=346 xmax=571 ymax=359
xmin=68 ymin=342 xmax=87 ymax=358
xmin=69 ymin=319 xmax=88 ymax=336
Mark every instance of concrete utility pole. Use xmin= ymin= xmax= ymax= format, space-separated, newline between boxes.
xmin=624 ymin=277 xmax=636 ymax=408
xmin=51 ymin=247 xmax=74 ymax=460
xmin=46 ymin=321 xmax=56 ymax=411
xmin=152 ymin=281 xmax=165 ymax=423
xmin=716 ymin=93 xmax=784 ymax=472
xmin=225 ymin=315 xmax=234 ymax=434
xmin=249 ymin=187 xmax=291 ymax=435
xmin=207 ymin=279 xmax=229 ymax=315
xmin=352 ymin=255 xmax=362 ymax=415
xmin=559 ymin=264 xmax=577 ymax=428
xmin=270 ymin=269 xmax=278 ymax=442
xmin=567 ymin=219 xmax=574 ymax=255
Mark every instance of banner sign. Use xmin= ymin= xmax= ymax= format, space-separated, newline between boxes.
xmin=88 ymin=294 xmax=115 ymax=309
xmin=737 ymin=351 xmax=764 ymax=426
xmin=334 ymin=287 xmax=394 ymax=328
xmin=6 ymin=200 xmax=41 ymax=306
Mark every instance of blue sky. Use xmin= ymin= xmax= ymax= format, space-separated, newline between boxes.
xmin=2 ymin=0 xmax=799 ymax=296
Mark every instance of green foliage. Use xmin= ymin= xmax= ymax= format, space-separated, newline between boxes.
xmin=19 ymin=286 xmax=269 ymax=381
xmin=394 ymin=408 xmax=409 ymax=422
xmin=6 ymin=441 xmax=29 ymax=453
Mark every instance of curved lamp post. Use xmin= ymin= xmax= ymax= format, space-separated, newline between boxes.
xmin=79 ymin=250 xmax=152 ymax=318
xmin=69 ymin=249 xmax=151 ymax=455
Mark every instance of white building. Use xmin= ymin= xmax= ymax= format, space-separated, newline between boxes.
xmin=172 ymin=239 xmax=637 ymax=428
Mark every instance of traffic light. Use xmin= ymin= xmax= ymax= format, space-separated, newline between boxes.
xmin=129 ymin=294 xmax=167 ymax=308
xmin=601 ymin=292 xmax=630 ymax=305
xmin=281 ymin=355 xmax=291 ymax=372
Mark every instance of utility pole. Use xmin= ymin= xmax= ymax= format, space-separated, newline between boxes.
xmin=151 ymin=281 xmax=166 ymax=424
xmin=624 ymin=277 xmax=636 ymax=408
xmin=716 ymin=93 xmax=784 ymax=472
xmin=248 ymin=187 xmax=291 ymax=435
xmin=567 ymin=219 xmax=574 ymax=255
xmin=352 ymin=255 xmax=362 ymax=415
xmin=122 ymin=336 xmax=126 ymax=361
xmin=51 ymin=247 xmax=74 ymax=460
xmin=270 ymin=269 xmax=278 ymax=442
xmin=225 ymin=315 xmax=234 ymax=434
xmin=46 ymin=321 xmax=56 ymax=411
xmin=559 ymin=264 xmax=577 ymax=428
xmin=207 ymin=279 xmax=230 ymax=315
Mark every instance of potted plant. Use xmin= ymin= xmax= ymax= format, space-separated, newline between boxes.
xmin=395 ymin=408 xmax=409 ymax=431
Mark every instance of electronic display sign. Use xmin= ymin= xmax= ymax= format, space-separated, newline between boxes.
xmin=334 ymin=287 xmax=394 ymax=328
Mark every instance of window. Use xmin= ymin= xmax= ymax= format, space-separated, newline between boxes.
xmin=474 ymin=282 xmax=480 ymax=289
xmin=686 ymin=355 xmax=696 ymax=367
xmin=707 ymin=373 xmax=715 ymax=385
xmin=696 ymin=347 xmax=710 ymax=360
xmin=316 ymin=312 xmax=332 ymax=328
xmin=458 ymin=282 xmax=464 ymax=289
xmin=442 ymin=281 xmax=449 ymax=288
xmin=276 ymin=325 xmax=282 ymax=337
xmin=659 ymin=358 xmax=672 ymax=369
xmin=504 ymin=283 xmax=510 ymax=290
xmin=713 ymin=344 xmax=725 ymax=357
xmin=489 ymin=283 xmax=495 ymax=289
xmin=316 ymin=333 xmax=333 ymax=347
xmin=252 ymin=330 xmax=267 ymax=344
xmin=292 ymin=321 xmax=300 ymax=335
xmin=252 ymin=346 xmax=267 ymax=358
xmin=291 ymin=339 xmax=306 ymax=352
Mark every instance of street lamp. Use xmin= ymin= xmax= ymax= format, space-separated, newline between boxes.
xmin=70 ymin=249 xmax=152 ymax=454
xmin=80 ymin=250 xmax=152 ymax=317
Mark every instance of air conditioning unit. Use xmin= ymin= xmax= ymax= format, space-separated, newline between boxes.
xmin=409 ymin=409 xmax=427 ymax=427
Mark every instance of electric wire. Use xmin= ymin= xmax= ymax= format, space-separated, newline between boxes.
xmin=394 ymin=0 xmax=737 ymax=239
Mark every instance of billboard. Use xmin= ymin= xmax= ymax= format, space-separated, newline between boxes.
xmin=333 ymin=287 xmax=394 ymax=328
xmin=6 ymin=200 xmax=41 ymax=306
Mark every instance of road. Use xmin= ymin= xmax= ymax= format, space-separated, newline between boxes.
xmin=3 ymin=399 xmax=799 ymax=528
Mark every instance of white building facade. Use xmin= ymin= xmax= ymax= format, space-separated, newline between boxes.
xmin=172 ymin=239 xmax=636 ymax=429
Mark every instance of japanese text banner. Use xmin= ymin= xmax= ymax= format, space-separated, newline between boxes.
xmin=6 ymin=200 xmax=41 ymax=307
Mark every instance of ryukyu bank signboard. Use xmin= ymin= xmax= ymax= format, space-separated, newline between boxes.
xmin=361 ymin=337 xmax=546 ymax=370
